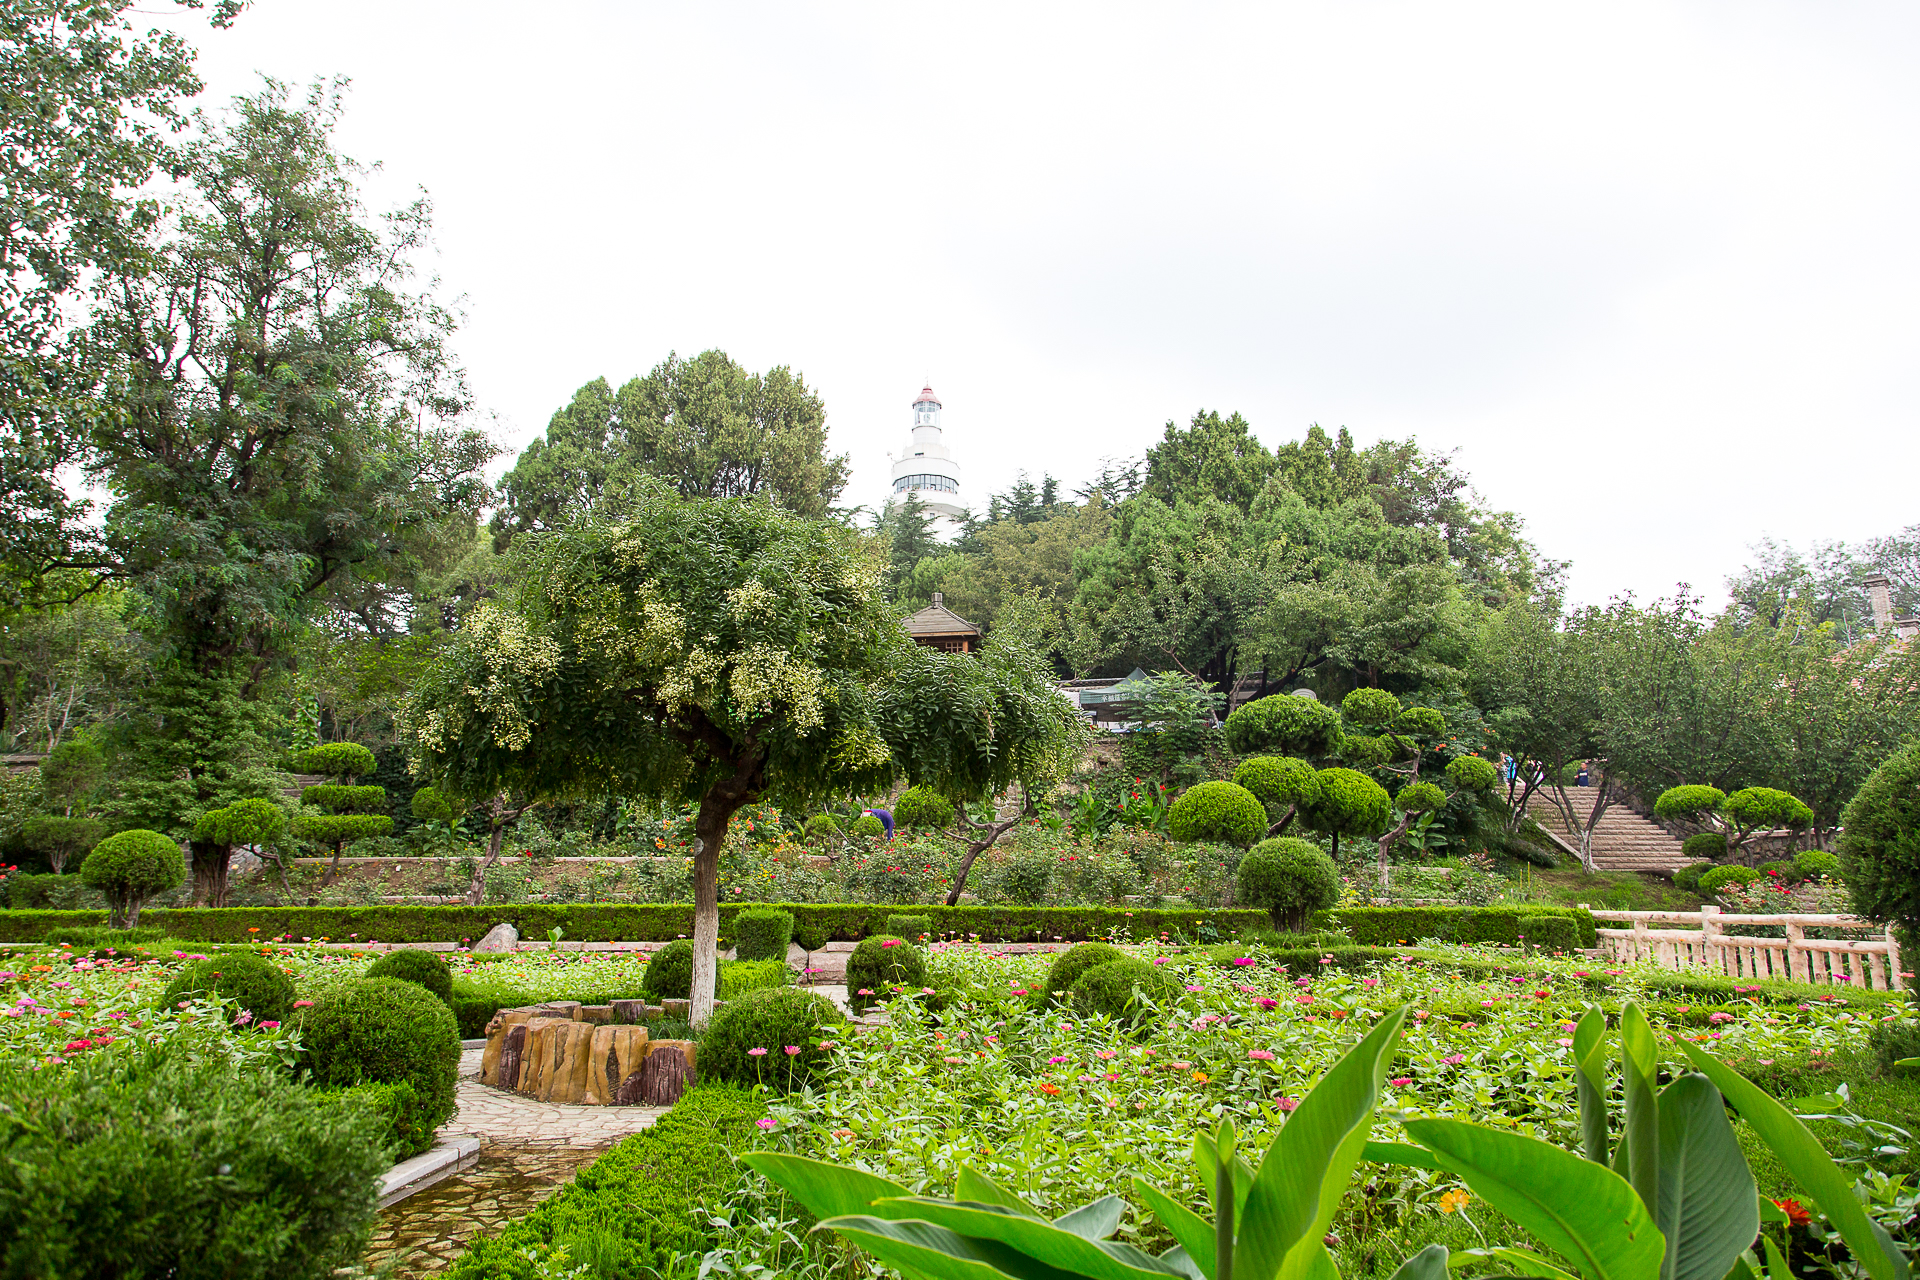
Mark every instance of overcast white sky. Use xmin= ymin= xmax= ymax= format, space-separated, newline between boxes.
xmin=160 ymin=2 xmax=1917 ymax=608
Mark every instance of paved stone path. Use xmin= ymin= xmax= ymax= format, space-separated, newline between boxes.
xmin=441 ymin=1047 xmax=671 ymax=1145
xmin=363 ymin=1141 xmax=600 ymax=1276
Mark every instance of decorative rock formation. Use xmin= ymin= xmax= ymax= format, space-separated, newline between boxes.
xmin=476 ymin=1003 xmax=688 ymax=1105
xmin=636 ymin=1040 xmax=696 ymax=1105
xmin=473 ymin=922 xmax=519 ymax=953
xmin=583 ymin=1025 xmax=649 ymax=1104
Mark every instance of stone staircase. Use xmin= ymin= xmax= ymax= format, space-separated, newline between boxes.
xmin=1520 ymin=787 xmax=1690 ymax=873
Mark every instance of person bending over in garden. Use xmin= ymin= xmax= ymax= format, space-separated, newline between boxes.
xmin=862 ymin=807 xmax=894 ymax=838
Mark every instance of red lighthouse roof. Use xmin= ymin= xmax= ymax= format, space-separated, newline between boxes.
xmin=914 ymin=385 xmax=940 ymax=405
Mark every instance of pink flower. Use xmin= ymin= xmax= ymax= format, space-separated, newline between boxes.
xmin=1708 ymin=1012 xmax=1735 ymax=1025
xmin=784 ymin=1045 xmax=801 ymax=1055
xmin=1255 ymin=997 xmax=1278 ymax=1010
xmin=292 ymin=1000 xmax=314 ymax=1008
xmin=748 ymin=1047 xmax=769 ymax=1057
xmin=857 ymin=989 xmax=873 ymax=996
xmin=1388 ymin=1077 xmax=1412 ymax=1086
xmin=1152 ymin=957 xmax=1168 ymax=965
xmin=1554 ymin=1037 xmax=1574 ymax=1047
xmin=1296 ymin=996 xmax=1313 ymax=1005
xmin=1248 ymin=1049 xmax=1276 ymax=1060
xmin=756 ymin=1117 xmax=777 ymax=1130
xmin=1362 ymin=978 xmax=1379 ymax=988
xmin=1439 ymin=1053 xmax=1465 ymax=1066
xmin=1097 ymin=1049 xmax=1116 ymax=1059
xmin=943 ymin=1055 xmax=963 ymax=1064
xmin=259 ymin=1020 xmax=281 ymax=1029
xmin=881 ymin=940 xmax=900 ymax=948
xmin=1047 ymin=1055 xmax=1068 ymax=1064
xmin=817 ymin=1041 xmax=838 ymax=1050
xmin=1278 ymin=1096 xmax=1298 ymax=1111
xmin=1232 ymin=958 xmax=1255 ymax=967
xmin=1294 ymin=977 xmax=1312 ymax=988
xmin=1185 ymin=985 xmax=1204 ymax=993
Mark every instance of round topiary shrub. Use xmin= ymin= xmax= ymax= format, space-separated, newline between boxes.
xmin=1444 ymin=756 xmax=1499 ymax=793
xmin=1654 ymin=785 xmax=1727 ymax=821
xmin=301 ymin=977 xmax=459 ymax=1134
xmin=1725 ymin=787 xmax=1814 ymax=832
xmin=883 ymin=913 xmax=931 ymax=939
xmin=1236 ymin=837 xmax=1339 ymax=931
xmin=1395 ymin=781 xmax=1447 ymax=813
xmin=1396 ymin=707 xmax=1446 ymax=739
xmin=364 ymin=948 xmax=455 ymax=1005
xmin=1232 ymin=756 xmax=1321 ymax=809
xmin=1068 ymin=957 xmax=1182 ymax=1024
xmin=1681 ymin=831 xmax=1728 ymax=863
xmin=296 ymin=742 xmax=377 ymax=779
xmin=1841 ymin=743 xmax=1920 ymax=946
xmin=701 ymin=986 xmax=848 ymax=1090
xmin=1337 ymin=735 xmax=1395 ymax=768
xmin=410 ymin=787 xmax=456 ymax=823
xmin=1042 ymin=941 xmax=1127 ymax=1003
xmin=804 ymin=814 xmax=842 ymax=842
xmin=848 ymin=814 xmax=887 ymax=840
xmin=1673 ymin=861 xmax=1716 ymax=892
xmin=642 ymin=939 xmax=696 ymax=999
xmin=1166 ymin=781 xmax=1266 ymax=847
xmin=161 ymin=951 xmax=296 ymax=1024
xmin=845 ymin=935 xmax=929 ymax=1009
xmin=733 ymin=907 xmax=795 ymax=962
xmin=1298 ymin=768 xmax=1393 ymax=859
xmin=79 ymin=829 xmax=185 ymax=929
xmin=1340 ymin=687 xmax=1402 ymax=729
xmin=1795 ymin=850 xmax=1842 ymax=881
xmin=1222 ymin=693 xmax=1342 ymax=758
xmin=793 ymin=923 xmax=829 ymax=952
xmin=893 ymin=787 xmax=956 ymax=829
xmin=1698 ymin=864 xmax=1763 ymax=896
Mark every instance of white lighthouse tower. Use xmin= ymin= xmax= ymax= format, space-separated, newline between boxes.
xmin=887 ymin=384 xmax=965 ymax=539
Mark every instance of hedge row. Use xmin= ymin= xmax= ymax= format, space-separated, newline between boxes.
xmin=1326 ymin=905 xmax=1598 ymax=950
xmin=0 ymin=903 xmax=1273 ymax=945
xmin=447 ymin=960 xmax=790 ymax=1038
xmin=445 ymin=1085 xmax=769 ymax=1278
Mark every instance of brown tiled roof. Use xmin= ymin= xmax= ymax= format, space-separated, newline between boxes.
xmin=903 ymin=594 xmax=979 ymax=637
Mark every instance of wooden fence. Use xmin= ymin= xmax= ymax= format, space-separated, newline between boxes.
xmin=1590 ymin=907 xmax=1905 ymax=991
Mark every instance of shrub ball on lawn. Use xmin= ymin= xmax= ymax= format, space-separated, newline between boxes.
xmin=732 ymin=907 xmax=796 ymax=963
xmin=160 ymin=951 xmax=297 ymax=1025
xmin=1041 ymin=941 xmax=1127 ymax=1004
xmin=1069 ymin=957 xmax=1182 ymax=1024
xmin=701 ymin=986 xmax=847 ymax=1090
xmin=893 ymin=787 xmax=956 ymax=829
xmin=1236 ymin=837 xmax=1339 ymax=932
xmin=364 ymin=948 xmax=455 ymax=1005
xmin=642 ymin=939 xmax=696 ymax=999
xmin=301 ymin=977 xmax=460 ymax=1134
xmin=1166 ymin=781 xmax=1267 ymax=848
xmin=844 ymin=935 xmax=928 ymax=1009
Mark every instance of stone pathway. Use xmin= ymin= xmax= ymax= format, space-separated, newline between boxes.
xmin=362 ymin=1141 xmax=601 ymax=1276
xmin=443 ymin=1047 xmax=671 ymax=1145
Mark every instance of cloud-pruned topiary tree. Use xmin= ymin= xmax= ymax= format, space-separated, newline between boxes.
xmin=1236 ymin=836 xmax=1339 ymax=930
xmin=1165 ymin=780 xmax=1267 ymax=848
xmin=1297 ymin=767 xmax=1391 ymax=866
xmin=1331 ymin=689 xmax=1494 ymax=887
xmin=191 ymin=796 xmax=286 ymax=906
xmin=293 ymin=744 xmax=392 ymax=885
xmin=1223 ymin=693 xmax=1342 ymax=760
xmin=1654 ymin=783 xmax=1814 ymax=861
xmin=80 ymin=829 xmax=185 ymax=928
xmin=1232 ymin=755 xmax=1322 ymax=837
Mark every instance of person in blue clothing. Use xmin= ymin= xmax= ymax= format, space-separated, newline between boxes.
xmin=1575 ymin=761 xmax=1590 ymax=787
xmin=862 ymin=807 xmax=894 ymax=838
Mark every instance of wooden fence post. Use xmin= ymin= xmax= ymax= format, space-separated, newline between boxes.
xmin=1890 ymin=926 xmax=1906 ymax=993
xmin=1700 ymin=905 xmax=1723 ymax=974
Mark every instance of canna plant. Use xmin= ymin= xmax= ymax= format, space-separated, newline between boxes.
xmin=746 ymin=1002 xmax=1910 ymax=1280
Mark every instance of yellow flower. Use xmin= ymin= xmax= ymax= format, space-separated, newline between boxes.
xmin=1191 ymin=1071 xmax=1209 ymax=1083
xmin=1437 ymin=1189 xmax=1471 ymax=1215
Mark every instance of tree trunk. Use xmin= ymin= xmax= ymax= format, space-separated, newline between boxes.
xmin=944 ymin=799 xmax=1032 ymax=906
xmin=690 ymin=795 xmax=744 ymax=1026
xmin=1577 ymin=779 xmax=1616 ymax=875
xmin=190 ymin=839 xmax=232 ymax=907
xmin=464 ymin=809 xmax=508 ymax=907
xmin=320 ymin=840 xmax=347 ymax=887
xmin=1377 ymin=815 xmax=1413 ymax=890
xmin=1264 ymin=806 xmax=1296 ymax=838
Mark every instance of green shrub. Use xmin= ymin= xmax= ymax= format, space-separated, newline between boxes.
xmin=1756 ymin=859 xmax=1801 ymax=885
xmin=1298 ymin=767 xmax=1393 ymax=855
xmin=301 ymin=977 xmax=460 ymax=1135
xmin=642 ymin=939 xmax=696 ymax=999
xmin=1796 ymin=850 xmax=1843 ymax=881
xmin=1681 ymin=832 xmax=1727 ymax=863
xmin=161 ymin=951 xmax=297 ymax=1024
xmin=1166 ymin=781 xmax=1266 ymax=847
xmin=1232 ymin=756 xmax=1321 ymax=809
xmin=1515 ymin=914 xmax=1580 ymax=951
xmin=1444 ymin=755 xmax=1499 ymax=793
xmin=883 ymin=913 xmax=931 ymax=939
xmin=1698 ymin=864 xmax=1764 ymax=896
xmin=803 ymin=814 xmax=842 ymax=841
xmin=296 ymin=742 xmax=377 ymax=779
xmin=365 ymin=948 xmax=455 ymax=1005
xmin=700 ymin=987 xmax=847 ymax=1090
xmin=1396 ymin=706 xmax=1446 ymax=739
xmin=1870 ymin=1020 xmax=1920 ymax=1072
xmin=793 ymin=923 xmax=828 ymax=952
xmin=848 ymin=814 xmax=886 ymax=840
xmin=1236 ymin=837 xmax=1338 ymax=931
xmin=1395 ymin=781 xmax=1446 ymax=813
xmin=1841 ymin=743 xmax=1920 ymax=944
xmin=1674 ymin=861 xmax=1716 ymax=892
xmin=299 ymin=784 xmax=387 ymax=812
xmin=1654 ymin=785 xmax=1726 ymax=821
xmin=893 ymin=787 xmax=956 ymax=829
xmin=1340 ymin=687 xmax=1401 ymax=728
xmin=446 ymin=1086 xmax=770 ymax=1278
xmin=1330 ymin=905 xmax=1597 ymax=949
xmin=733 ymin=906 xmax=795 ymax=962
xmin=1042 ymin=941 xmax=1127 ymax=1003
xmin=1222 ymin=693 xmax=1342 ymax=758
xmin=4 ymin=873 xmax=100 ymax=910
xmin=78 ymin=829 xmax=185 ymax=929
xmin=845 ymin=935 xmax=928 ymax=1008
xmin=1068 ymin=957 xmax=1181 ymax=1024
xmin=18 ymin=815 xmax=105 ymax=874
xmin=0 ymin=1051 xmax=387 ymax=1278
xmin=410 ymin=787 xmax=457 ymax=823
xmin=327 ymin=1078 xmax=438 ymax=1160
xmin=1725 ymin=787 xmax=1813 ymax=832
xmin=1338 ymin=735 xmax=1394 ymax=768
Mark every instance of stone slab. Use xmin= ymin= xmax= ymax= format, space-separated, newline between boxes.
xmin=378 ymin=1134 xmax=482 ymax=1208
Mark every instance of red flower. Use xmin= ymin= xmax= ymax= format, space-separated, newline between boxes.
xmin=1773 ymin=1199 xmax=1811 ymax=1227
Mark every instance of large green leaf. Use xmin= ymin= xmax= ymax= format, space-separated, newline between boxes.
xmin=1676 ymin=1042 xmax=1908 ymax=1280
xmin=1616 ymin=1004 xmax=1661 ymax=1214
xmin=959 ymin=1166 xmax=1045 ymax=1218
xmin=1390 ymin=1245 xmax=1452 ymax=1280
xmin=742 ymin=1152 xmax=913 ymax=1221
xmin=1449 ymin=1246 xmax=1580 ymax=1280
xmin=1054 ymin=1196 xmax=1125 ymax=1241
xmin=874 ymin=1198 xmax=1194 ymax=1280
xmin=1193 ymin=1121 xmax=1256 ymax=1228
xmin=1572 ymin=1007 xmax=1610 ymax=1166
xmin=815 ymin=1214 xmax=1094 ymax=1280
xmin=1363 ymin=1141 xmax=1443 ymax=1171
xmin=1234 ymin=1007 xmax=1411 ymax=1280
xmin=1654 ymin=1074 xmax=1759 ymax=1280
xmin=1404 ymin=1118 xmax=1664 ymax=1280
xmin=1137 ymin=1178 xmax=1216 ymax=1280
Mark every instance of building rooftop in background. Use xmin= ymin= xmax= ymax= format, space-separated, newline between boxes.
xmin=902 ymin=592 xmax=980 ymax=653
xmin=888 ymin=383 xmax=964 ymax=540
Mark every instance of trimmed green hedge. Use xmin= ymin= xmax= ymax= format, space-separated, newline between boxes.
xmin=448 ymin=960 xmax=789 ymax=1038
xmin=1326 ymin=905 xmax=1596 ymax=949
xmin=446 ymin=1085 xmax=769 ymax=1278
xmin=0 ymin=903 xmax=1272 ymax=945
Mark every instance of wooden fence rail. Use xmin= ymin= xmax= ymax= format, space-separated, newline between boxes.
xmin=1589 ymin=907 xmax=1905 ymax=991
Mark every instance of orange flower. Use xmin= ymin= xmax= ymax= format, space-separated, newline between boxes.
xmin=1191 ymin=1070 xmax=1209 ymax=1083
xmin=1773 ymin=1199 xmax=1812 ymax=1227
xmin=1437 ymin=1189 xmax=1471 ymax=1214
xmin=1038 ymin=1082 xmax=1063 ymax=1095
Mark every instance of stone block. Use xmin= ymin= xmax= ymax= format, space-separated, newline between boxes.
xmin=544 ymin=1021 xmax=596 ymax=1103
xmin=513 ymin=1017 xmax=573 ymax=1099
xmin=584 ymin=1024 xmax=650 ymax=1105
xmin=661 ymin=999 xmax=690 ymax=1021
xmin=479 ymin=1010 xmax=536 ymax=1083
xmin=636 ymin=1039 xmax=697 ymax=1105
xmin=491 ymin=1023 xmax=529 ymax=1091
xmin=610 ymin=999 xmax=647 ymax=1024
xmin=575 ymin=1005 xmax=613 ymax=1024
xmin=535 ymin=1001 xmax=582 ymax=1019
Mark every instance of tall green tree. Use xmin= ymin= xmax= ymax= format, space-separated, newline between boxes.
xmin=1139 ymin=409 xmax=1275 ymax=513
xmin=0 ymin=0 xmax=239 ymax=602
xmin=492 ymin=352 xmax=850 ymax=545
xmin=402 ymin=486 xmax=1082 ymax=1022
